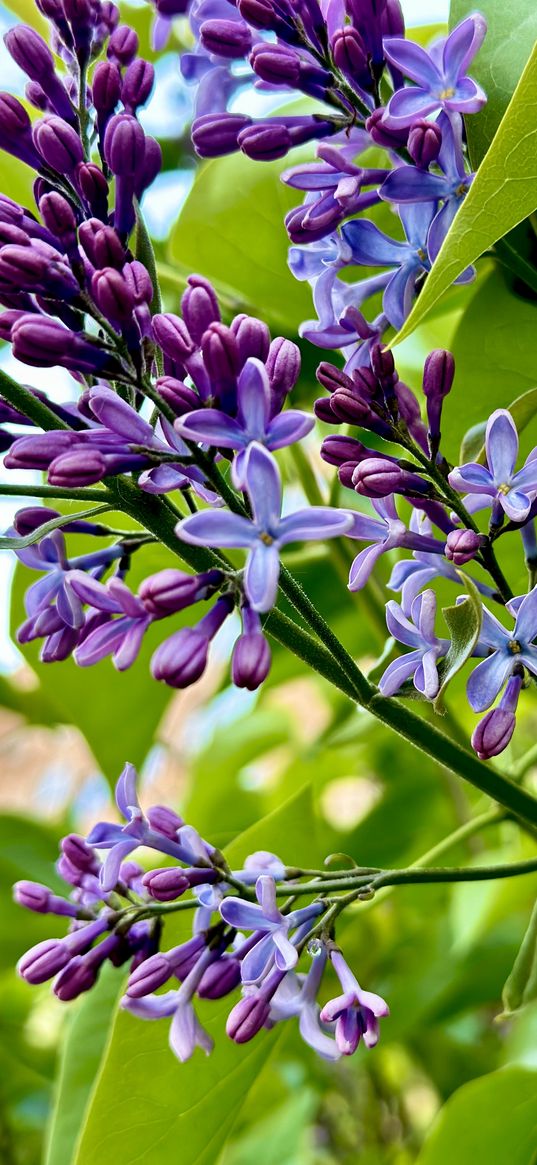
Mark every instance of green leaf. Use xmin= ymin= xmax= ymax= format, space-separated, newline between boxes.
xmin=434 ymin=573 xmax=483 ymax=712
xmin=169 ymin=151 xmax=313 ymax=334
xmin=450 ymin=0 xmax=537 ymax=165
xmin=392 ymin=44 xmax=537 ymax=346
xmin=415 ymin=1067 xmax=537 ymax=1165
xmin=459 ymin=386 xmax=537 ymax=465
xmin=0 ymin=505 xmax=112 ymax=551
xmin=44 ymin=964 xmax=125 ymax=1165
xmin=500 ymin=899 xmax=537 ymax=1018
xmin=74 ymin=786 xmax=320 ymax=1165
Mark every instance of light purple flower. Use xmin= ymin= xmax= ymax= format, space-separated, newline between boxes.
xmin=86 ymin=763 xmax=212 ymax=891
xmin=383 ymin=16 xmax=487 ymax=128
xmin=388 ymin=551 xmax=495 ymax=617
xmin=341 ymin=203 xmax=436 ymax=330
xmin=70 ymin=573 xmax=153 ymax=671
xmin=219 ymin=874 xmax=323 ymax=983
xmin=175 ymin=356 xmax=313 ymax=485
xmin=378 ymin=589 xmax=450 ymax=698
xmin=346 ymin=496 xmax=445 ymax=591
xmin=320 ymin=949 xmax=389 ymax=1055
xmin=122 ymin=945 xmax=215 ymax=1062
xmin=449 ymin=409 xmax=537 ymax=524
xmin=177 ymin=442 xmax=353 ymax=612
xmin=467 ymin=588 xmax=537 ymax=712
xmin=269 ymin=947 xmax=340 ymax=1060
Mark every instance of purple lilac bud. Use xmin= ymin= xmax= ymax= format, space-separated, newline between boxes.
xmin=152 ymin=313 xmax=194 ymax=363
xmin=91 ymin=267 xmax=135 ymax=327
xmin=226 ymin=992 xmax=272 ymax=1043
xmin=13 ymin=880 xmax=78 ymax=916
xmin=407 ymin=119 xmax=442 ymax=167
xmin=231 ymin=314 xmax=270 ymax=364
xmin=366 ymin=107 xmax=409 ymax=150
xmin=201 ymin=322 xmax=239 ymax=411
xmin=77 ymin=162 xmax=109 ymax=218
xmin=192 ymin=113 xmax=253 ymax=158
xmin=156 ymin=377 xmax=199 ymax=415
xmin=18 ymin=939 xmax=72 ymax=983
xmin=146 ymin=805 xmax=184 ymax=837
xmin=231 ymin=607 xmax=271 ymax=690
xmin=78 ymin=219 xmax=125 ymax=268
xmin=321 ymin=434 xmax=370 ymax=466
xmin=331 ymin=26 xmax=370 ymax=90
xmin=33 ymin=116 xmax=84 ymax=173
xmin=142 ymin=866 xmax=217 ymax=902
xmin=0 ymin=244 xmax=79 ymax=300
xmin=181 ymin=275 xmax=220 ymax=345
xmin=471 ymin=675 xmax=522 ymax=760
xmin=265 ymin=336 xmax=301 ymax=411
xmin=11 ymin=314 xmax=118 ymax=374
xmin=61 ymin=833 xmax=99 ymax=874
xmin=39 ymin=192 xmax=78 ymax=251
xmin=48 ymin=447 xmax=109 ymax=487
xmin=423 ymin=349 xmax=455 ymax=450
xmin=353 ymin=458 xmax=429 ymax=499
xmin=107 ymin=24 xmax=139 ymax=65
xmin=0 ymin=93 xmax=43 ymax=167
xmin=200 ymin=18 xmax=253 ymax=59
xmin=53 ymin=954 xmax=99 ymax=1000
xmin=445 ymin=528 xmax=481 ymax=565
xmin=135 ymin=135 xmax=162 ymax=200
xmin=237 ymin=117 xmax=335 ymax=162
xmin=151 ymin=597 xmax=234 ymax=689
xmin=126 ymin=951 xmax=175 ymax=996
xmin=92 ymin=60 xmax=122 ymax=120
xmin=4 ymin=25 xmax=73 ymax=122
xmin=139 ymin=568 xmax=223 ymax=617
xmin=198 ymin=956 xmax=242 ymax=999
xmin=121 ymin=59 xmax=155 ymax=112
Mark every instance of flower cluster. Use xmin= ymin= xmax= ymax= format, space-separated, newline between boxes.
xmin=179 ymin=1 xmax=485 ymax=363
xmin=15 ymin=764 xmax=389 ymax=1063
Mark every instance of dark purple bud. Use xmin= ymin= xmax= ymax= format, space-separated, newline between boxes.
xmin=41 ymin=624 xmax=80 ymax=662
xmin=156 ymin=376 xmax=200 ymax=416
xmin=126 ymin=951 xmax=174 ymax=996
xmin=123 ymin=260 xmax=153 ymax=304
xmin=265 ymin=336 xmax=300 ymax=407
xmin=139 ymin=568 xmax=223 ymax=616
xmin=0 ymin=92 xmax=44 ymax=167
xmin=77 ymin=162 xmax=110 ymax=218
xmin=353 ymin=457 xmax=429 ymax=498
xmin=316 ymin=360 xmax=353 ymax=394
xmin=200 ymin=18 xmax=252 ymax=58
xmin=53 ymin=954 xmax=99 ymax=1001
xmin=226 ymin=993 xmax=271 ymax=1043
xmin=135 ymin=135 xmax=162 ymax=199
xmin=320 ymin=434 xmax=370 ymax=466
xmin=121 ymin=58 xmax=155 ymax=111
xmin=146 ymin=804 xmax=184 ymax=837
xmin=92 ymin=60 xmax=122 ymax=117
xmin=370 ymin=342 xmax=396 ymax=389
xmin=91 ymin=266 xmax=135 ymax=326
xmin=17 ymin=938 xmax=70 ymax=984
xmin=107 ymin=24 xmax=139 ymax=65
xmin=62 ymin=0 xmax=94 ymax=53
xmin=142 ymin=865 xmax=217 ymax=902
xmin=232 ymin=608 xmax=271 ymax=690
xmin=13 ymin=880 xmax=77 ymax=916
xmin=33 ymin=116 xmax=84 ymax=173
xmin=314 ymin=396 xmax=337 ymax=423
xmin=48 ymin=447 xmax=108 ymax=487
xmin=201 ymin=322 xmax=240 ymax=410
xmin=0 ymin=243 xmax=79 ymax=299
xmin=61 ymin=833 xmax=99 ymax=874
xmin=39 ymin=192 xmax=78 ymax=250
xmin=230 ymin=313 xmax=270 ymax=364
xmin=472 ymin=708 xmax=516 ymax=760
xmin=192 ymin=112 xmax=252 ymax=158
xmin=103 ymin=113 xmax=145 ymax=177
xmin=407 ymin=119 xmax=442 ymax=168
xmin=181 ymin=275 xmax=220 ymax=345
xmin=423 ymin=348 xmax=455 ymax=447
xmin=250 ymin=42 xmax=301 ymax=85
xmin=152 ymin=312 xmax=195 ymax=362
xmin=11 ymin=315 xmax=115 ymax=373
xmin=445 ymin=528 xmax=481 ymax=565
xmin=238 ymin=0 xmax=297 ymax=42
xmin=4 ymin=430 xmax=78 ymax=471
xmin=331 ymin=26 xmax=370 ymax=89
xmin=151 ymin=627 xmax=211 ymax=689
xmin=26 ymin=80 xmax=50 ymax=111
xmin=329 ymin=387 xmax=373 ymax=426
xmin=366 ymin=107 xmax=409 ymax=150
xmin=198 ymin=957 xmax=241 ymax=999
xmin=78 ymin=219 xmax=125 ymax=268
xmin=237 ymin=122 xmax=292 ymax=162
xmin=4 ymin=25 xmax=55 ymax=86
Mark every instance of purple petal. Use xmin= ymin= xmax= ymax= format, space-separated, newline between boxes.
xmin=122 ymin=990 xmax=179 ymax=1019
xmin=356 ymin=988 xmax=390 ymax=1018
xmin=113 ymin=617 xmax=150 ymax=671
xmin=348 ymin=543 xmax=386 ymax=591
xmin=89 ymin=387 xmax=154 ymax=444
xmin=383 ymin=86 xmax=439 ymax=127
xmin=68 ymin=571 xmax=122 ymax=612
xmin=298 ymin=1006 xmax=340 ymax=1060
xmin=169 ymin=1002 xmax=213 ymax=1062
xmin=383 ymin=263 xmax=419 ymax=331
xmin=383 ymin=38 xmax=441 ymax=87
xmin=342 ymin=219 xmax=409 ymax=267
xmin=501 ymin=489 xmax=532 ymax=523
xmin=75 ymin=619 xmax=129 ymax=667
xmin=467 ymin=652 xmax=513 ymax=712
xmin=56 ymin=580 xmax=85 ymax=629
xmin=177 ymin=510 xmax=255 ymax=548
xmin=240 ymin=933 xmax=275 ymax=984
xmin=139 ymin=465 xmax=190 ymax=493
xmin=175 ymin=410 xmax=245 ymax=450
xmin=513 ymin=587 xmax=537 ymax=643
xmin=243 ymin=443 xmax=282 ymax=532
xmin=244 ymin=542 xmax=280 ymax=612
xmin=479 ymin=605 xmax=511 ymax=650
xmin=237 ymin=358 xmax=271 ymax=437
xmin=277 ymin=507 xmax=353 ymax=546
xmin=266 ymin=411 xmax=315 ymax=450
xmin=24 ymin=572 xmax=60 ymax=618
xmin=378 ymin=650 xmax=422 ymax=696
xmin=448 ymin=463 xmax=495 ymax=495
xmin=486 ymin=410 xmax=518 ymax=484
xmin=385 ymin=600 xmax=422 ymax=648
xmin=381 ymin=168 xmax=448 ymax=204
xmin=443 ymin=15 xmax=487 ymax=81
xmin=449 ymin=77 xmax=487 ymax=112
xmin=256 ymin=874 xmax=280 ymax=921
xmin=273 ymin=929 xmax=298 ymax=972
xmin=414 ymin=647 xmax=441 ymax=698
xmin=101 ymin=839 xmax=138 ymax=891
xmin=219 ymin=897 xmax=267 ymax=930
xmin=414 ymin=589 xmax=437 ymax=642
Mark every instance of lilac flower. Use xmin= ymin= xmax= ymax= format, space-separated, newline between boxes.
xmin=449 ymin=409 xmax=537 ymax=524
xmin=269 ymin=946 xmax=340 ymax=1060
xmin=378 ymin=590 xmax=450 ymax=698
xmin=282 ymin=132 xmax=385 ymax=244
xmin=346 ymin=496 xmax=445 ymax=591
xmin=122 ymin=946 xmax=215 ymax=1062
xmin=320 ymin=948 xmax=389 ymax=1054
xmin=175 ymin=356 xmax=313 ymax=484
xmin=467 ymin=589 xmax=537 ymax=713
xmin=87 ymin=763 xmax=213 ymax=891
xmin=178 ymin=443 xmax=353 ymax=612
xmin=471 ymin=674 xmax=522 ymax=760
xmin=219 ymin=874 xmax=323 ymax=982
xmin=380 ymin=113 xmax=475 ymax=262
xmin=388 ymin=550 xmax=494 ymax=617
xmin=341 ymin=203 xmax=436 ymax=330
xmin=69 ymin=573 xmax=153 ymax=671
xmin=383 ymin=16 xmax=487 ymax=128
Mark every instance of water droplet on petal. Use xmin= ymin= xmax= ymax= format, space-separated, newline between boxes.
xmin=307 ymin=938 xmax=323 ymax=958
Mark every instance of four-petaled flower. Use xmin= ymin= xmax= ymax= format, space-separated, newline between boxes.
xmin=177 ymin=442 xmax=353 ymax=612
xmin=383 ymin=16 xmax=487 ymax=128
xmin=467 ymin=588 xmax=537 ymax=712
xmin=341 ymin=203 xmax=436 ymax=331
xmin=320 ymin=949 xmax=389 ymax=1056
xmin=219 ymin=874 xmax=323 ymax=983
xmin=346 ymin=496 xmax=445 ymax=591
xmin=269 ymin=947 xmax=341 ymax=1061
xmin=378 ymin=589 xmax=450 ymax=698
xmin=449 ymin=409 xmax=537 ymax=524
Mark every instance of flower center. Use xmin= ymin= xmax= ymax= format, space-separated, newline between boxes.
xmin=498 ymin=482 xmax=511 ymax=495
xmin=508 ymin=640 xmax=522 ymax=654
xmin=417 ymin=247 xmax=427 ymax=262
xmin=439 ymin=86 xmax=456 ymax=99
xmin=455 ymin=181 xmax=469 ymax=197
xmin=260 ymin=532 xmax=274 ymax=546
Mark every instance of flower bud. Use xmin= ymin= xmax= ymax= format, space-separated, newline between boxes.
xmin=237 ymin=123 xmax=292 ymax=162
xmin=78 ymin=219 xmax=125 ymax=268
xmin=151 ymin=627 xmax=211 ymax=689
xmin=201 ymin=322 xmax=239 ymax=411
xmin=231 ymin=627 xmax=271 ymax=691
xmin=155 ymin=376 xmax=199 ymax=415
xmin=226 ymin=993 xmax=271 ymax=1043
xmin=39 ymin=192 xmax=77 ymax=250
xmin=146 ymin=804 xmax=184 ymax=837
xmin=265 ymin=336 xmax=300 ymax=405
xmin=250 ymin=42 xmax=301 ymax=85
xmin=126 ymin=951 xmax=174 ymax=996
xmin=139 ymin=568 xmax=223 ymax=616
xmin=17 ymin=938 xmax=70 ymax=983
xmin=152 ymin=312 xmax=195 ymax=362
xmin=13 ymin=880 xmax=77 ymax=916
xmin=91 ymin=266 xmax=135 ymax=326
xmin=407 ymin=119 xmax=442 ymax=168
xmin=33 ymin=116 xmax=84 ymax=173
xmin=198 ymin=957 xmax=241 ymax=999
xmin=366 ymin=107 xmax=409 ymax=150
xmin=331 ymin=27 xmax=370 ymax=88
xmin=353 ymin=457 xmax=428 ymax=498
xmin=107 ymin=24 xmax=139 ymax=65
xmin=181 ymin=275 xmax=220 ymax=344
xmin=471 ymin=708 xmax=516 ymax=760
xmin=321 ymin=434 xmax=373 ymax=466
xmin=142 ymin=866 xmax=216 ymax=902
xmin=0 ymin=93 xmax=43 ymax=167
xmin=230 ymin=313 xmax=271 ymax=364
xmin=445 ymin=528 xmax=481 ymax=565
xmin=61 ymin=833 xmax=99 ymax=874
xmin=200 ymin=18 xmax=252 ymax=58
xmin=192 ymin=113 xmax=252 ymax=158
xmin=121 ymin=58 xmax=155 ymax=111
xmin=77 ymin=162 xmax=109 ymax=218
xmin=53 ymin=954 xmax=98 ymax=1000
xmin=48 ymin=447 xmax=109 ymax=487
xmin=423 ymin=348 xmax=455 ymax=449
xmin=103 ymin=113 xmax=145 ymax=177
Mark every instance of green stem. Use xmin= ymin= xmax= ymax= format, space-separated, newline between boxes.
xmin=0 ymin=483 xmax=112 ymax=502
xmin=370 ymin=857 xmax=537 ymax=890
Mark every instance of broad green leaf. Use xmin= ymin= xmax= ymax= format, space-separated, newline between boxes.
xmin=169 ymin=151 xmax=313 ymax=334
xmin=450 ymin=0 xmax=537 ymax=165
xmin=221 ymin=1091 xmax=316 ymax=1165
xmin=392 ymin=45 xmax=537 ymax=346
xmin=445 ymin=268 xmax=537 ymax=462
xmin=74 ymin=786 xmax=319 ymax=1165
xmin=0 ymin=813 xmax=64 ymax=968
xmin=500 ymin=899 xmax=537 ymax=1019
xmin=415 ymin=1067 xmax=537 ymax=1165
xmin=459 ymin=386 xmax=537 ymax=465
xmin=434 ymin=573 xmax=483 ymax=712
xmin=44 ymin=964 xmax=125 ymax=1165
